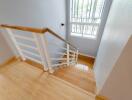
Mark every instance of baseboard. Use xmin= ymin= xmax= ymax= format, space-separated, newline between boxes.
xmin=96 ymin=95 xmax=109 ymax=100
xmin=78 ymin=52 xmax=95 ymax=59
xmin=78 ymin=53 xmax=95 ymax=60
xmin=25 ymin=59 xmax=44 ymax=70
xmin=0 ymin=56 xmax=17 ymax=67
xmin=0 ymin=56 xmax=46 ymax=71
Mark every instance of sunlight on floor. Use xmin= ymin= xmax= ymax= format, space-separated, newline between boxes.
xmin=75 ymin=64 xmax=89 ymax=72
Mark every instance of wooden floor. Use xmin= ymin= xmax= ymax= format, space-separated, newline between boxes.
xmin=78 ymin=54 xmax=95 ymax=69
xmin=0 ymin=60 xmax=95 ymax=100
xmin=54 ymin=55 xmax=96 ymax=94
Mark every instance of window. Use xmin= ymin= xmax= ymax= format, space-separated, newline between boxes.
xmin=70 ymin=0 xmax=105 ymax=38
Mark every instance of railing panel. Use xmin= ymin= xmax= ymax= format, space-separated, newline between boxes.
xmin=1 ymin=25 xmax=79 ymax=73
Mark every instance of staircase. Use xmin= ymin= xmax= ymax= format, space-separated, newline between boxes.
xmin=0 ymin=24 xmax=79 ymax=73
xmin=0 ymin=24 xmax=103 ymax=100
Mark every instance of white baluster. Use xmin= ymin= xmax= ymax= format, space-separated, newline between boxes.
xmin=5 ymin=28 xmax=26 ymax=61
xmin=67 ymin=44 xmax=70 ymax=66
xmin=32 ymin=33 xmax=48 ymax=71
xmin=73 ymin=51 xmax=76 ymax=65
xmin=76 ymin=50 xmax=78 ymax=64
xmin=41 ymin=34 xmax=54 ymax=73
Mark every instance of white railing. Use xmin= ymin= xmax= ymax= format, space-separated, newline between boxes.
xmin=0 ymin=24 xmax=78 ymax=73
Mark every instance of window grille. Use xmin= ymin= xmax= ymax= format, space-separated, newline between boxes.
xmin=70 ymin=0 xmax=105 ymax=38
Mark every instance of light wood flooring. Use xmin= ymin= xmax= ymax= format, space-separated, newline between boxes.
xmin=0 ymin=60 xmax=95 ymax=100
xmin=54 ymin=55 xmax=96 ymax=94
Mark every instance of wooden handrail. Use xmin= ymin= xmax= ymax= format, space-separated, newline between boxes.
xmin=0 ymin=24 xmax=77 ymax=49
xmin=46 ymin=28 xmax=77 ymax=49
xmin=0 ymin=24 xmax=47 ymax=33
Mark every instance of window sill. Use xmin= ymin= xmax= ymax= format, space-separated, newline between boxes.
xmin=70 ymin=33 xmax=97 ymax=40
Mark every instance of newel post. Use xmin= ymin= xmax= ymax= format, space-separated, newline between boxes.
xmin=40 ymin=34 xmax=54 ymax=73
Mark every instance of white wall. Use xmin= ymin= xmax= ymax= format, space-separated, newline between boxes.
xmin=66 ymin=0 xmax=112 ymax=57
xmin=0 ymin=0 xmax=66 ymax=66
xmin=0 ymin=0 xmax=66 ymax=36
xmin=94 ymin=0 xmax=132 ymax=93
xmin=0 ymin=31 xmax=14 ymax=65
xmin=100 ymin=36 xmax=132 ymax=100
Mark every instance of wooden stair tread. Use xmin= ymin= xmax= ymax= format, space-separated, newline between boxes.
xmin=53 ymin=56 xmax=96 ymax=94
